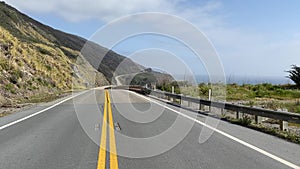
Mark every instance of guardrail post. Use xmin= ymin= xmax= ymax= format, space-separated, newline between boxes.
xmin=171 ymin=86 xmax=174 ymax=102
xmin=199 ymin=103 xmax=203 ymax=111
xmin=187 ymin=95 xmax=191 ymax=107
xmin=208 ymin=89 xmax=212 ymax=101
xmin=255 ymin=115 xmax=262 ymax=124
xmin=180 ymin=94 xmax=183 ymax=106
xmin=208 ymin=89 xmax=212 ymax=112
xmin=280 ymin=120 xmax=288 ymax=131
xmin=236 ymin=111 xmax=242 ymax=119
xmin=197 ymin=96 xmax=202 ymax=111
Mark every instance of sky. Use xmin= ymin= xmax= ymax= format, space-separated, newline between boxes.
xmin=3 ymin=0 xmax=300 ymax=83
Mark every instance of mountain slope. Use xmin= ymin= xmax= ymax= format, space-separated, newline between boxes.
xmin=0 ymin=2 xmax=109 ymax=105
xmin=0 ymin=1 xmax=173 ymax=106
xmin=0 ymin=22 xmax=107 ymax=105
xmin=0 ymin=1 xmax=143 ymax=81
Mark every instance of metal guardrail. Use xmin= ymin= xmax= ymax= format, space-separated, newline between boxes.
xmin=149 ymin=90 xmax=300 ymax=126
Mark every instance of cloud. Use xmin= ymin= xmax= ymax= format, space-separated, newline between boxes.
xmin=4 ymin=0 xmax=300 ymax=78
xmin=206 ymin=27 xmax=300 ymax=77
xmin=4 ymin=0 xmax=178 ymax=22
xmin=4 ymin=0 xmax=223 ymax=24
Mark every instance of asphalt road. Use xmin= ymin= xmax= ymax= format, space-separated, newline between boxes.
xmin=0 ymin=89 xmax=300 ymax=169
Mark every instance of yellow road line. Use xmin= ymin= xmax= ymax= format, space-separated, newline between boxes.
xmin=97 ymin=90 xmax=119 ymax=169
xmin=97 ymin=90 xmax=108 ymax=169
xmin=107 ymin=90 xmax=119 ymax=169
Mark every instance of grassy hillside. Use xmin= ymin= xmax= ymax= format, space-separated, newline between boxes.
xmin=0 ymin=2 xmax=111 ymax=105
xmin=0 ymin=1 xmax=174 ymax=106
xmin=0 ymin=2 xmax=143 ymax=83
xmin=0 ymin=25 xmax=107 ymax=105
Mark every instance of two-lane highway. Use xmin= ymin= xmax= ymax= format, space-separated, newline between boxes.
xmin=0 ymin=89 xmax=300 ymax=169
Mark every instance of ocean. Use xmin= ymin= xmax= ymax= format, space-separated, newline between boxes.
xmin=175 ymin=75 xmax=292 ymax=85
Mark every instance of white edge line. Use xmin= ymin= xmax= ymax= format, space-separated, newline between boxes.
xmin=0 ymin=90 xmax=90 ymax=131
xmin=128 ymin=90 xmax=300 ymax=169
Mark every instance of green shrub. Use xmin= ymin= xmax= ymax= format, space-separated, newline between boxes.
xmin=239 ymin=115 xmax=252 ymax=126
xmin=4 ymin=83 xmax=16 ymax=94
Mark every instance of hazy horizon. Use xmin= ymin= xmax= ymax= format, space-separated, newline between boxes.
xmin=178 ymin=74 xmax=293 ymax=85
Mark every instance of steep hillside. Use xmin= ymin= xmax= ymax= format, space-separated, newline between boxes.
xmin=0 ymin=1 xmax=143 ymax=82
xmin=0 ymin=2 xmax=110 ymax=105
xmin=0 ymin=24 xmax=108 ymax=105
xmin=0 ymin=1 xmax=173 ymax=105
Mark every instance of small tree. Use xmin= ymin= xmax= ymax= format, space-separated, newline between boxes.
xmin=286 ymin=65 xmax=300 ymax=87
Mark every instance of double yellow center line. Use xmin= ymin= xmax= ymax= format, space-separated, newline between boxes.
xmin=97 ymin=90 xmax=119 ymax=169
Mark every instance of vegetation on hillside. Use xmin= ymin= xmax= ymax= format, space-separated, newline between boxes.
xmin=0 ymin=26 xmax=107 ymax=105
xmin=0 ymin=1 xmax=144 ymax=86
xmin=129 ymin=69 xmax=174 ymax=87
xmin=0 ymin=1 xmax=155 ymax=106
xmin=130 ymin=72 xmax=157 ymax=86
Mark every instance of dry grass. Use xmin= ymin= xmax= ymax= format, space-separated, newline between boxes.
xmin=0 ymin=26 xmax=108 ymax=106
